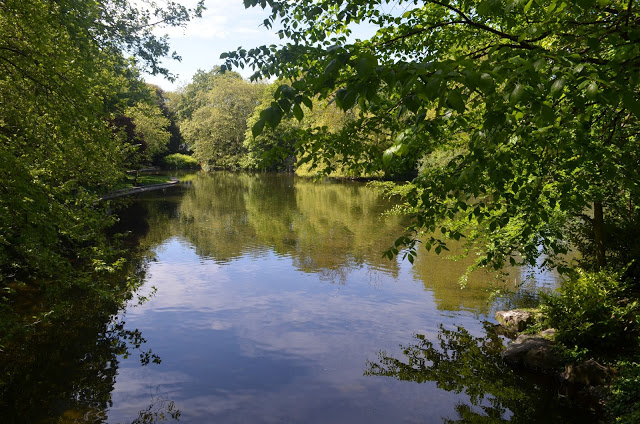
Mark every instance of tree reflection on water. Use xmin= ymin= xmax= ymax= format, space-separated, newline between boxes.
xmin=365 ymin=323 xmax=595 ymax=423
xmin=0 ymin=207 xmax=180 ymax=424
xmin=0 ymin=308 xmax=180 ymax=424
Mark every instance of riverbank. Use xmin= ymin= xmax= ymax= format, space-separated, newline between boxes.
xmin=495 ymin=267 xmax=640 ymax=424
xmin=100 ymin=177 xmax=179 ymax=200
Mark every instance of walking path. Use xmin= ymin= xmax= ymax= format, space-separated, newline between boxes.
xmin=100 ymin=178 xmax=179 ymax=200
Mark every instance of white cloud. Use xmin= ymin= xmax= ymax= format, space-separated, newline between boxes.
xmin=161 ymin=11 xmax=230 ymax=39
xmin=153 ymin=0 xmax=271 ymax=40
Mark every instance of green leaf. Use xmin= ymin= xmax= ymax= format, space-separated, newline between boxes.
xmin=551 ymin=78 xmax=565 ymax=97
xmin=447 ymin=91 xmax=466 ymax=113
xmin=293 ymin=103 xmax=304 ymax=122
xmin=383 ymin=144 xmax=401 ymax=165
xmin=301 ymin=96 xmax=313 ymax=110
xmin=524 ymin=0 xmax=534 ymax=13
xmin=336 ymin=88 xmax=357 ymax=110
xmin=510 ymin=83 xmax=524 ymax=104
xmin=477 ymin=1 xmax=493 ymax=16
xmin=586 ymin=81 xmax=598 ymax=99
xmin=464 ymin=71 xmax=481 ymax=90
xmin=262 ymin=106 xmax=283 ymax=127
xmin=540 ymin=104 xmax=554 ymax=123
xmin=478 ymin=73 xmax=494 ymax=93
xmin=252 ymin=118 xmax=266 ymax=137
xmin=324 ymin=58 xmax=338 ymax=76
xmin=622 ymin=92 xmax=640 ymax=119
xmin=356 ymin=53 xmax=377 ymax=76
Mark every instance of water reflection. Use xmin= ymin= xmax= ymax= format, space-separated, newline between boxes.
xmin=3 ymin=171 xmax=572 ymax=423
xmin=100 ymin=173 xmax=576 ymax=423
xmin=412 ymin=246 xmax=516 ymax=314
xmin=0 ymin=306 xmax=179 ymax=424
xmin=155 ymin=172 xmax=406 ymax=277
xmin=0 ymin=195 xmax=184 ymax=423
xmin=365 ymin=324 xmax=594 ymax=423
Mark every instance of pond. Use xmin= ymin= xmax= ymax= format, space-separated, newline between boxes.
xmin=1 ymin=172 xmax=594 ymax=423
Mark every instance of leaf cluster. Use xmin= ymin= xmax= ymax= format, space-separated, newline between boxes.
xmin=225 ymin=0 xmax=640 ymax=272
xmin=1 ymin=0 xmax=201 ymax=282
xmin=540 ymin=269 xmax=640 ymax=360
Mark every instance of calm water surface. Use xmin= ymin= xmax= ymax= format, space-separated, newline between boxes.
xmin=104 ymin=172 xmax=587 ymax=423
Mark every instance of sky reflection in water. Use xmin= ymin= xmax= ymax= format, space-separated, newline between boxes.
xmin=107 ymin=172 xmax=574 ymax=423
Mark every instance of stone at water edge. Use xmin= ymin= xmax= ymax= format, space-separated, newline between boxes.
xmin=501 ymin=333 xmax=562 ymax=371
xmin=562 ymin=359 xmax=615 ymax=386
xmin=495 ymin=309 xmax=537 ymax=332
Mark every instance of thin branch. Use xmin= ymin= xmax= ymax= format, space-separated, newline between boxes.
xmin=428 ymin=0 xmax=544 ymax=50
xmin=377 ymin=20 xmax=466 ymax=48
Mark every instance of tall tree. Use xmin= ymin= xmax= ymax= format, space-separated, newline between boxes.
xmin=149 ymin=85 xmax=188 ymax=158
xmin=175 ymin=70 xmax=265 ymax=169
xmin=126 ymin=99 xmax=171 ymax=163
xmin=224 ymin=0 xmax=640 ymax=274
xmin=0 ymin=0 xmax=202 ymax=282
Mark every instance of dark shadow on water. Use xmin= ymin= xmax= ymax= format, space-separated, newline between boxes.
xmin=0 ymin=194 xmax=184 ymax=424
xmin=365 ymin=323 xmax=598 ymax=423
xmin=0 ymin=309 xmax=180 ymax=424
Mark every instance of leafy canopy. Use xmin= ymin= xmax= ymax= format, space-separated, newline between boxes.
xmin=224 ymin=0 xmax=640 ymax=272
xmin=0 ymin=0 xmax=202 ymax=282
xmin=170 ymin=68 xmax=265 ymax=169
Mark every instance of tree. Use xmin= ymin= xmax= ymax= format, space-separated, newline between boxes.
xmin=243 ymin=80 xmax=359 ymax=173
xmin=243 ymin=81 xmax=300 ymax=171
xmin=0 ymin=0 xmax=202 ymax=282
xmin=224 ymin=0 xmax=640 ymax=275
xmin=126 ymin=100 xmax=171 ymax=163
xmin=175 ymin=70 xmax=265 ymax=169
xmin=148 ymin=85 xmax=188 ymax=159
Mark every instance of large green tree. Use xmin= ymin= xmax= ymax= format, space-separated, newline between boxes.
xmin=224 ymin=0 xmax=640 ymax=274
xmin=0 ymin=0 xmax=202 ymax=282
xmin=243 ymin=80 xmax=360 ymax=173
xmin=126 ymin=97 xmax=172 ymax=163
xmin=174 ymin=69 xmax=266 ymax=169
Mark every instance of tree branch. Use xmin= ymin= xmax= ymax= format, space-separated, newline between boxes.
xmin=428 ymin=0 xmax=544 ymax=51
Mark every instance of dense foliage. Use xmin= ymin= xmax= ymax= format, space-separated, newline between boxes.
xmin=162 ymin=153 xmax=200 ymax=169
xmin=168 ymin=68 xmax=265 ymax=169
xmin=0 ymin=0 xmax=201 ymax=283
xmin=541 ymin=269 xmax=639 ymax=360
xmin=224 ymin=0 xmax=640 ymax=275
xmin=243 ymin=80 xmax=360 ymax=173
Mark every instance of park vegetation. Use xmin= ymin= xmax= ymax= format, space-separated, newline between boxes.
xmin=0 ymin=0 xmax=203 ymax=389
xmin=1 ymin=0 xmax=639 ymax=421
xmin=219 ymin=0 xmax=640 ymax=421
xmin=0 ymin=0 xmax=203 ymax=284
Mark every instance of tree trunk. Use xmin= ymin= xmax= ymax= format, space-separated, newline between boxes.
xmin=593 ymin=200 xmax=606 ymax=269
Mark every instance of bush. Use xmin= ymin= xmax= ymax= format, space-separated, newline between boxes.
xmin=608 ymin=361 xmax=640 ymax=424
xmin=162 ymin=153 xmax=199 ymax=170
xmin=541 ymin=269 xmax=639 ymax=360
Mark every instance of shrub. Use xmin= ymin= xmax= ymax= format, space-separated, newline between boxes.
xmin=162 ymin=153 xmax=199 ymax=170
xmin=608 ymin=361 xmax=640 ymax=424
xmin=541 ymin=269 xmax=639 ymax=360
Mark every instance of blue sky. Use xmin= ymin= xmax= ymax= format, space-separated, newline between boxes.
xmin=145 ymin=0 xmax=280 ymax=92
xmin=144 ymin=0 xmax=405 ymax=92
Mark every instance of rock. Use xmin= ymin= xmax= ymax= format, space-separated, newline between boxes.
xmin=495 ymin=309 xmax=537 ymax=332
xmin=539 ymin=328 xmax=556 ymax=339
xmin=501 ymin=333 xmax=562 ymax=370
xmin=562 ymin=359 xmax=614 ymax=387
